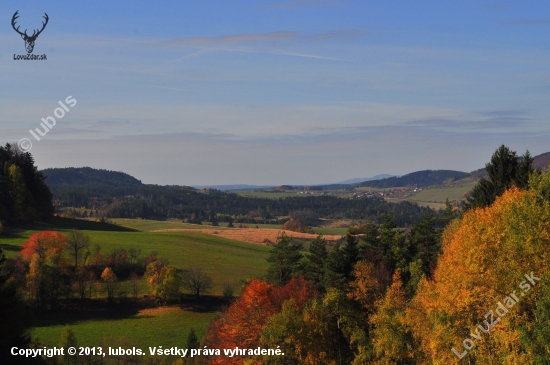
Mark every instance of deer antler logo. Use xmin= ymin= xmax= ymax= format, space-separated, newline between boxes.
xmin=12 ymin=11 xmax=49 ymax=54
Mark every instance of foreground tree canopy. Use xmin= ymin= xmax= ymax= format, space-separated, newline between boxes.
xmin=0 ymin=143 xmax=53 ymax=223
xmin=201 ymin=159 xmax=550 ymax=364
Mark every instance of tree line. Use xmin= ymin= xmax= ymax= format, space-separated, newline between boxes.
xmin=0 ymin=144 xmax=53 ymax=224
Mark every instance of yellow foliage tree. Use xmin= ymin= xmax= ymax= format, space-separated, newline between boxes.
xmin=101 ymin=267 xmax=118 ymax=301
xmin=370 ymin=270 xmax=414 ymax=364
xmin=407 ymin=168 xmax=550 ymax=364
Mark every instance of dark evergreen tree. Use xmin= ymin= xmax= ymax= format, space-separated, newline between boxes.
xmin=408 ymin=210 xmax=439 ymax=275
xmin=442 ymin=198 xmax=455 ymax=225
xmin=465 ymin=145 xmax=536 ymax=210
xmin=186 ymin=328 xmax=200 ymax=364
xmin=323 ymin=243 xmax=347 ymax=290
xmin=342 ymin=233 xmax=360 ymax=278
xmin=265 ymin=232 xmax=303 ymax=286
xmin=303 ymin=234 xmax=328 ymax=292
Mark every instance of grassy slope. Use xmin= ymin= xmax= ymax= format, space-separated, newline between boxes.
xmin=1 ymin=229 xmax=270 ymax=293
xmin=410 ymin=181 xmax=477 ymax=202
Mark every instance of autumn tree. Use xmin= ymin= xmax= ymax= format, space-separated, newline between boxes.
xmin=66 ymin=229 xmax=90 ymax=267
xmin=25 ymin=243 xmax=71 ymax=310
xmin=347 ymin=260 xmax=383 ymax=314
xmin=204 ymin=277 xmax=315 ymax=365
xmin=407 ymin=169 xmax=550 ymax=363
xmin=21 ymin=231 xmax=67 ymax=265
xmin=101 ymin=267 xmax=118 ymax=301
xmin=204 ymin=280 xmax=277 ymax=365
xmin=158 ymin=267 xmax=182 ymax=303
xmin=370 ymin=271 xmax=414 ymax=364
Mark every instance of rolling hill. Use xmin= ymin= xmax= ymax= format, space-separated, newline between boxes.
xmin=357 ymin=170 xmax=468 ymax=189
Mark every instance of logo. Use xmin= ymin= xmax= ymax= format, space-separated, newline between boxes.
xmin=12 ymin=10 xmax=48 ymax=59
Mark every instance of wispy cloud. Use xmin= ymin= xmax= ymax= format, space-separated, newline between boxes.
xmin=406 ymin=116 xmax=530 ymax=131
xmin=162 ymin=30 xmax=359 ymax=46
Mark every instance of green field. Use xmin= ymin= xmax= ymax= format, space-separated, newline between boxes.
xmin=1 ymin=229 xmax=270 ymax=294
xmin=409 ymin=181 xmax=476 ymax=202
xmin=311 ymin=227 xmax=349 ymax=236
xmin=109 ymin=218 xmax=231 ymax=231
xmin=0 ymin=218 xmax=272 ymax=349
xmin=30 ymin=305 xmax=215 ymax=349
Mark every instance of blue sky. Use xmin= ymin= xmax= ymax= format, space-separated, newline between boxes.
xmin=1 ymin=0 xmax=549 ymax=185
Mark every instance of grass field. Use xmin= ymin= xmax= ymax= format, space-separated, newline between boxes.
xmin=30 ymin=305 xmax=216 ymax=349
xmin=1 ymin=229 xmax=271 ymax=294
xmin=409 ymin=181 xmax=476 ymax=202
xmin=311 ymin=227 xmax=349 ymax=235
xmin=110 ymin=218 xmax=230 ymax=231
xmin=0 ymin=218 xmax=273 ymax=349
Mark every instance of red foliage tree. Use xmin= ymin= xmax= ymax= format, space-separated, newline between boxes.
xmin=21 ymin=231 xmax=67 ymax=263
xmin=204 ymin=277 xmax=315 ymax=365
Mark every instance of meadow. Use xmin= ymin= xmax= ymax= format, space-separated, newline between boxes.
xmin=29 ymin=305 xmax=216 ymax=350
xmin=0 ymin=217 xmax=272 ymax=348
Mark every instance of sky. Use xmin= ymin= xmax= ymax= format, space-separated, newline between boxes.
xmin=0 ymin=0 xmax=549 ymax=185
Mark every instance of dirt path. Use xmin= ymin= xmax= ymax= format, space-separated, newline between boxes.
xmin=153 ymin=228 xmax=343 ymax=245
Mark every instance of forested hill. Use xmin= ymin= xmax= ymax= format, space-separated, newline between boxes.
xmin=43 ymin=167 xmax=142 ymax=187
xmin=357 ymin=169 xmax=468 ymax=188
xmin=41 ymin=167 xmax=431 ymax=227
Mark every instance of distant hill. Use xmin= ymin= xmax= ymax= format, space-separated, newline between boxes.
xmin=533 ymin=152 xmax=550 ymax=170
xmin=40 ymin=167 xmax=428 ymax=227
xmin=336 ymin=174 xmax=395 ymax=185
xmin=357 ymin=170 xmax=468 ymax=189
xmin=43 ymin=167 xmax=142 ymax=187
